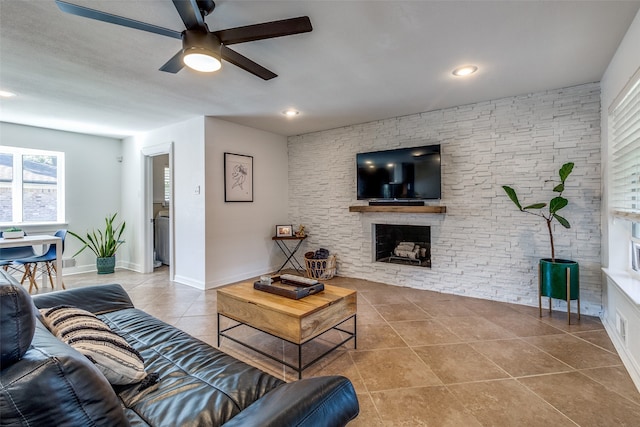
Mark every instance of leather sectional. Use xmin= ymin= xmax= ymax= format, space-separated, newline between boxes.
xmin=0 ymin=269 xmax=359 ymax=426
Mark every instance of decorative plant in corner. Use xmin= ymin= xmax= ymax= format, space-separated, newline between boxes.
xmin=502 ymin=162 xmax=580 ymax=323
xmin=69 ymin=213 xmax=126 ymax=274
xmin=502 ymin=162 xmax=574 ymax=262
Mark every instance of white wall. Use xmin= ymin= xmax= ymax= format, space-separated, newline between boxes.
xmin=122 ymin=117 xmax=287 ymax=290
xmin=600 ymin=9 xmax=640 ymax=391
xmin=288 ymin=83 xmax=602 ymax=314
xmin=203 ymin=117 xmax=289 ymax=287
xmin=122 ymin=117 xmax=206 ymax=285
xmin=0 ymin=122 xmax=122 ymax=272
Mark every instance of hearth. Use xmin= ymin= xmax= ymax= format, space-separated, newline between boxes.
xmin=374 ymin=224 xmax=431 ymax=268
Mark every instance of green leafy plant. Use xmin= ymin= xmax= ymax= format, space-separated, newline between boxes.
xmin=69 ymin=213 xmax=126 ymax=258
xmin=502 ymin=162 xmax=574 ymax=262
xmin=4 ymin=227 xmax=22 ymax=232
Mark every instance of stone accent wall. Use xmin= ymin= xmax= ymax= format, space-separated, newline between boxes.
xmin=288 ymin=83 xmax=602 ymax=314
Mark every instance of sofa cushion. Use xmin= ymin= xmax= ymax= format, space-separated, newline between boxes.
xmin=40 ymin=305 xmax=147 ymax=385
xmin=0 ymin=280 xmax=36 ymax=367
xmin=100 ymin=307 xmax=285 ymax=426
xmin=0 ymin=319 xmax=129 ymax=426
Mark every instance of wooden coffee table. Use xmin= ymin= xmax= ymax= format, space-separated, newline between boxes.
xmin=217 ymin=281 xmax=357 ymax=378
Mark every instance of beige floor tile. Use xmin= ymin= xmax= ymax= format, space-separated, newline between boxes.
xmin=482 ymin=312 xmax=565 ymax=337
xmin=413 ymin=299 xmax=477 ymax=317
xmin=519 ymin=372 xmax=640 ymax=426
xmin=371 ymin=386 xmax=483 ymax=426
xmin=348 ymin=394 xmax=384 ymax=427
xmin=389 ymin=319 xmax=462 ymax=346
xmin=538 ymin=310 xmax=605 ymax=332
xmin=449 ymin=378 xmax=576 ymax=427
xmin=436 ymin=315 xmax=517 ymax=341
xmin=373 ymin=303 xmax=430 ymax=322
xmin=360 ymin=290 xmax=411 ymax=305
xmin=572 ymin=329 xmax=618 ymax=353
xmin=413 ymin=343 xmax=509 ymax=384
xmin=580 ymin=366 xmax=640 ymax=405
xmin=173 ymin=314 xmax=218 ymax=337
xmin=351 ymin=348 xmax=442 ymax=391
xmin=355 ymin=304 xmax=387 ymax=325
xmin=470 ymin=339 xmax=573 ymax=377
xmin=524 ymin=334 xmax=622 ymax=369
xmin=354 ymin=323 xmax=407 ymax=350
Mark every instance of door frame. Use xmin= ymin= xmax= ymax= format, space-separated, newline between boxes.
xmin=141 ymin=142 xmax=174 ymax=279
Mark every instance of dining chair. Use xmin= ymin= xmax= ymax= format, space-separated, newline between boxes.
xmin=13 ymin=229 xmax=67 ymax=292
xmin=0 ymin=232 xmax=37 ymax=289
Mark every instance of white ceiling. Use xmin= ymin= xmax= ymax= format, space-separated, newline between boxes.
xmin=1 ymin=1 xmax=639 ymax=138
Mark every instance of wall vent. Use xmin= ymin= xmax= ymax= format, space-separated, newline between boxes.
xmin=62 ymin=258 xmax=76 ymax=268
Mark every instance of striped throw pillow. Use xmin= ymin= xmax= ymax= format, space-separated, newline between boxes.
xmin=40 ymin=306 xmax=146 ymax=385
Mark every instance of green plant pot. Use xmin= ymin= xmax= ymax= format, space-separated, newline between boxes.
xmin=96 ymin=256 xmax=116 ymax=274
xmin=539 ymin=258 xmax=579 ymax=300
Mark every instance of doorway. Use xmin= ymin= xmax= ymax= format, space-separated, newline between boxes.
xmin=142 ymin=143 xmax=174 ymax=279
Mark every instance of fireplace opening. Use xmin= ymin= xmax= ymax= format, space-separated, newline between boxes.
xmin=374 ymin=224 xmax=431 ymax=268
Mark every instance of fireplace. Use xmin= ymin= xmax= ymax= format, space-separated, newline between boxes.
xmin=374 ymin=224 xmax=431 ymax=268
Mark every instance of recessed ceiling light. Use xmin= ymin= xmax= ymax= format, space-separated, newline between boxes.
xmin=452 ymin=65 xmax=478 ymax=77
xmin=283 ymin=109 xmax=299 ymax=117
xmin=0 ymin=90 xmax=17 ymax=98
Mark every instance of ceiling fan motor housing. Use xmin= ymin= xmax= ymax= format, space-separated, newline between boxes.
xmin=182 ymin=30 xmax=221 ymax=58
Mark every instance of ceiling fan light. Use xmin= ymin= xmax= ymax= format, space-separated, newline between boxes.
xmin=183 ymin=48 xmax=222 ymax=72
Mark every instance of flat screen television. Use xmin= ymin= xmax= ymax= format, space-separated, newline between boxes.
xmin=356 ymin=144 xmax=441 ymax=200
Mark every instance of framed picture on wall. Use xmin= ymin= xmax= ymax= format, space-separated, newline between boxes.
xmin=224 ymin=152 xmax=253 ymax=202
xmin=275 ymin=225 xmax=293 ymax=237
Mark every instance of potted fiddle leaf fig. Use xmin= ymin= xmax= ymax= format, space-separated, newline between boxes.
xmin=69 ymin=213 xmax=126 ymax=274
xmin=502 ymin=162 xmax=579 ymax=321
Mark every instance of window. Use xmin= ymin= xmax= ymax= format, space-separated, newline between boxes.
xmin=610 ymin=67 xmax=640 ymax=274
xmin=163 ymin=166 xmax=170 ymax=206
xmin=610 ymin=72 xmax=640 ymax=219
xmin=0 ymin=147 xmax=65 ymax=225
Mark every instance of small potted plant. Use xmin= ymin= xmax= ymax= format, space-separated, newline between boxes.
xmin=502 ymin=162 xmax=579 ymax=321
xmin=2 ymin=227 xmax=24 ymax=239
xmin=69 ymin=213 xmax=126 ymax=274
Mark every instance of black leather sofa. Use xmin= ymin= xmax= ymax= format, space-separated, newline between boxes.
xmin=0 ymin=270 xmax=359 ymax=426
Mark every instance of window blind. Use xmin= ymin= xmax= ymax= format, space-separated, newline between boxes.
xmin=611 ymin=70 xmax=640 ymax=221
xmin=163 ymin=166 xmax=170 ymax=204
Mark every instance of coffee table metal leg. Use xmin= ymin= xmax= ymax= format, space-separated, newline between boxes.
xmin=217 ymin=313 xmax=356 ymax=378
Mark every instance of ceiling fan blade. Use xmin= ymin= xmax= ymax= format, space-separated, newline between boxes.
xmin=55 ymin=0 xmax=182 ymax=40
xmin=221 ymin=46 xmax=277 ymax=80
xmin=160 ymin=50 xmax=185 ymax=74
xmin=171 ymin=0 xmax=207 ymax=31
xmin=214 ymin=16 xmax=312 ymax=45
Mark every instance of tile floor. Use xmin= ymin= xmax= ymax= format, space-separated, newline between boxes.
xmin=32 ymin=268 xmax=640 ymax=426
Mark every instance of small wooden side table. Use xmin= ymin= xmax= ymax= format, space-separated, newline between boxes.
xmin=272 ymin=235 xmax=307 ymax=274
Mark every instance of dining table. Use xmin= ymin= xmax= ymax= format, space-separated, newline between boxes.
xmin=0 ymin=234 xmax=63 ymax=289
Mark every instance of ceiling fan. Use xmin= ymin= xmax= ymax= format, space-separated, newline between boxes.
xmin=55 ymin=0 xmax=313 ymax=80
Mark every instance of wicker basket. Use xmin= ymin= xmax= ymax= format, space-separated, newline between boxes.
xmin=305 ymin=254 xmax=336 ymax=280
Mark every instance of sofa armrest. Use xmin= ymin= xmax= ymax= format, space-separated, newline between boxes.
xmin=32 ymin=283 xmax=134 ymax=314
xmin=222 ymin=375 xmax=359 ymax=427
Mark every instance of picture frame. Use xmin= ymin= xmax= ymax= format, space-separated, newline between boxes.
xmin=276 ymin=225 xmax=293 ymax=237
xmin=224 ymin=152 xmax=253 ymax=202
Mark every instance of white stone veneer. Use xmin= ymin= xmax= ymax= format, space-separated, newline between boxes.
xmin=288 ymin=83 xmax=602 ymax=314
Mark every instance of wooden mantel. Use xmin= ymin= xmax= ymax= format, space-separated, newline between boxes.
xmin=348 ymin=205 xmax=446 ymax=214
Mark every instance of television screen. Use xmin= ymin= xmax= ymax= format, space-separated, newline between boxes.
xmin=357 ymin=145 xmax=441 ymax=200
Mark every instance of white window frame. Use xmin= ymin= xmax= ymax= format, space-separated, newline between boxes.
xmin=0 ymin=146 xmax=65 ymax=226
